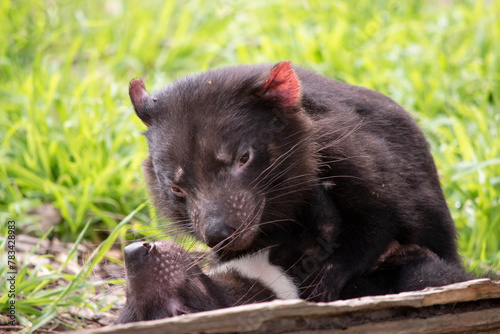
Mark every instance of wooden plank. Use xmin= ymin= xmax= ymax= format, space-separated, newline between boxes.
xmin=74 ymin=279 xmax=500 ymax=334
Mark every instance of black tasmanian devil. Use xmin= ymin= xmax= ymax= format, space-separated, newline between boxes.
xmin=126 ymin=61 xmax=463 ymax=305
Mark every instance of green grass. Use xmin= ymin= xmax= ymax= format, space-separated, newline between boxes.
xmin=1 ymin=0 xmax=499 ymax=331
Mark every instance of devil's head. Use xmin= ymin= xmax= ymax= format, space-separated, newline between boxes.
xmin=130 ymin=62 xmax=318 ymax=252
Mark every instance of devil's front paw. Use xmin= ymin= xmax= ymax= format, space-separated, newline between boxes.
xmin=309 ymin=281 xmax=340 ymax=302
xmin=307 ymin=267 xmax=347 ymax=302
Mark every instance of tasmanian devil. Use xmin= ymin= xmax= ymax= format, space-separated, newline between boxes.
xmin=116 ymin=241 xmax=289 ymax=323
xmin=128 ymin=61 xmax=462 ymax=302
xmin=116 ymin=240 xmax=469 ymax=323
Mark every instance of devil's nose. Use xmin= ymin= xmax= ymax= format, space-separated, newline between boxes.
xmin=204 ymin=221 xmax=234 ymax=248
xmin=123 ymin=242 xmax=153 ymax=267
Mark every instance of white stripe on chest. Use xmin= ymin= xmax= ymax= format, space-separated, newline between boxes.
xmin=210 ymin=250 xmax=299 ymax=300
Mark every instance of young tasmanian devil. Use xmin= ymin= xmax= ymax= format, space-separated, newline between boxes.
xmin=116 ymin=241 xmax=291 ymax=323
xmin=128 ymin=61 xmax=462 ymax=302
xmin=116 ymin=239 xmax=469 ymax=323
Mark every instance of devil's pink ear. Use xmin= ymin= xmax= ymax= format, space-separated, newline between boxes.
xmin=260 ymin=61 xmax=301 ymax=109
xmin=129 ymin=79 xmax=154 ymax=126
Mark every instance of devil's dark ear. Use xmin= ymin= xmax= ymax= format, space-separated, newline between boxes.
xmin=260 ymin=61 xmax=301 ymax=109
xmin=129 ymin=79 xmax=156 ymax=126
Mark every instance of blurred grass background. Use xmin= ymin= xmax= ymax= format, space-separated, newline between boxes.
xmin=1 ymin=0 xmax=499 ymax=331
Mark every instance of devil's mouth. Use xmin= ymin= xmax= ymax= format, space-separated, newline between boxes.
xmin=210 ymin=199 xmax=266 ymax=252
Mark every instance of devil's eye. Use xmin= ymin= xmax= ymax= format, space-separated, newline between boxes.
xmin=239 ymin=151 xmax=250 ymax=167
xmin=170 ymin=186 xmax=185 ymax=197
